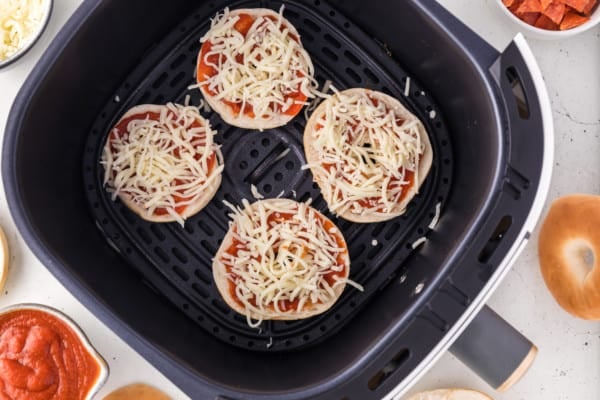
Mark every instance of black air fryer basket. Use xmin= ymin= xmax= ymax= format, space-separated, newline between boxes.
xmin=2 ymin=0 xmax=552 ymax=399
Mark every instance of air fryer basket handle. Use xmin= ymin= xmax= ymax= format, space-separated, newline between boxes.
xmin=449 ymin=306 xmax=537 ymax=392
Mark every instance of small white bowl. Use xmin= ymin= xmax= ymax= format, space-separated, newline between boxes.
xmin=0 ymin=0 xmax=53 ymax=68
xmin=0 ymin=303 xmax=109 ymax=399
xmin=493 ymin=0 xmax=600 ymax=39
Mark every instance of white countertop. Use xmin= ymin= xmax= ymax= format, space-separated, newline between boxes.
xmin=0 ymin=1 xmax=598 ymax=399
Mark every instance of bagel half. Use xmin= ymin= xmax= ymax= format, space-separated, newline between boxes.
xmin=304 ymin=88 xmax=433 ymax=223
xmin=103 ymin=384 xmax=170 ymax=400
xmin=407 ymin=388 xmax=492 ymax=400
xmin=196 ymin=8 xmax=315 ymax=129
xmin=101 ymin=103 xmax=223 ymax=226
xmin=213 ymin=198 xmax=357 ymax=324
xmin=538 ymin=194 xmax=600 ymax=319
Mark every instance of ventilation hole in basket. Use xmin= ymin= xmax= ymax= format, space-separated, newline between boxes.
xmin=364 ymin=68 xmax=379 ymax=84
xmin=437 ymin=196 xmax=444 ymax=202
xmin=192 ymin=283 xmax=209 ymax=298
xmin=101 ymin=218 xmax=108 ymax=225
xmin=329 ymin=10 xmax=336 ymax=17
xmin=353 ymin=243 xmax=366 ymax=258
xmin=284 ymin=340 xmax=292 ymax=347
xmin=154 ymin=247 xmax=170 ymax=262
xmin=320 ymin=325 xmax=327 ymax=332
xmin=137 ymin=228 xmax=152 ymax=244
xmin=123 ymin=82 xmax=131 ymax=89
xmin=298 ymin=29 xmax=314 ymax=42
xmin=303 ymin=334 xmax=310 ymax=341
xmin=150 ymin=224 xmax=166 ymax=241
xmin=213 ymin=326 xmax=220 ymax=333
xmin=322 ymin=47 xmax=338 ymax=61
xmin=198 ymin=220 xmax=214 ymax=236
xmin=125 ymin=247 xmax=132 ymax=254
xmin=194 ymin=269 xmax=211 ymax=285
xmin=413 ymin=90 xmax=421 ymax=97
xmin=425 ymin=105 xmax=433 ymax=112
xmin=384 ymin=222 xmax=400 ymax=240
xmin=285 ymin=160 xmax=294 ymax=170
xmin=201 ymin=240 xmax=216 ymax=254
xmin=443 ymin=177 xmax=449 ymax=184
xmin=299 ymin=192 xmax=312 ymax=203
xmin=152 ymin=72 xmax=168 ymax=89
xmin=172 ymin=248 xmax=189 ymax=264
xmin=441 ymin=139 xmax=448 ymax=146
xmin=229 ymin=336 xmax=236 ymax=342
xmin=250 ymin=149 xmax=259 ymax=158
xmin=170 ymin=54 xmax=186 ymax=69
xmin=261 ymin=138 xmax=270 ymax=147
xmin=478 ymin=215 xmax=512 ymax=264
xmin=368 ymin=348 xmax=410 ymax=390
xmin=304 ymin=18 xmax=321 ymax=32
xmin=367 ymin=245 xmax=381 ymax=260
xmin=93 ymin=202 xmax=99 ymax=209
xmin=372 ymin=223 xmax=385 ymax=237
xmin=182 ymin=303 xmax=189 ymax=311
xmin=120 ymin=206 xmax=135 ymax=224
xmin=324 ymin=33 xmax=340 ymax=48
xmin=263 ymin=184 xmax=272 ymax=194
xmin=274 ymin=172 xmax=283 ymax=181
xmin=345 ymin=68 xmax=361 ymax=83
xmin=170 ymin=71 xmax=186 ymax=87
xmin=212 ymin=299 xmax=230 ymax=315
xmin=314 ymin=0 xmax=320 ymax=5
xmin=443 ymin=158 xmax=450 ymax=165
xmin=344 ymin=51 xmax=360 ymax=66
xmin=334 ymin=313 xmax=341 ymax=321
xmin=343 ymin=22 xmax=350 ymax=29
xmin=240 ymin=160 xmax=248 ymax=170
xmin=139 ymin=91 xmax=151 ymax=103
xmin=197 ymin=314 xmax=204 ymax=322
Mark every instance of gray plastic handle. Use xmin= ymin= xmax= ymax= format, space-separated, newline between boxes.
xmin=450 ymin=306 xmax=537 ymax=392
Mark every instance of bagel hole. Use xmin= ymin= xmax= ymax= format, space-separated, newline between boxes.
xmin=564 ymin=239 xmax=595 ymax=283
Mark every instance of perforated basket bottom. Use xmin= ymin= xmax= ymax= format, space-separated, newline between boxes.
xmin=82 ymin=0 xmax=453 ymax=351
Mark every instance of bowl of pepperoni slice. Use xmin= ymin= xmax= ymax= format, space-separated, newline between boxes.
xmin=495 ymin=0 xmax=600 ymax=38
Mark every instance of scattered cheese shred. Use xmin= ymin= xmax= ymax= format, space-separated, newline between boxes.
xmin=101 ymin=103 xmax=223 ymax=226
xmin=220 ymin=199 xmax=362 ymax=326
xmin=0 ymin=0 xmax=47 ymax=61
xmin=199 ymin=6 xmax=317 ymax=121
xmin=305 ymin=88 xmax=425 ymax=218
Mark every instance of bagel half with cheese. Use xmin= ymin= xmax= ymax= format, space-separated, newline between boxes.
xmin=196 ymin=7 xmax=315 ymax=129
xmin=213 ymin=198 xmax=361 ymax=325
xmin=304 ymin=88 xmax=433 ymax=223
xmin=101 ymin=103 xmax=224 ymax=226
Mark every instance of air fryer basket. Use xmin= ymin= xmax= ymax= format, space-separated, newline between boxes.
xmin=2 ymin=0 xmax=551 ymax=399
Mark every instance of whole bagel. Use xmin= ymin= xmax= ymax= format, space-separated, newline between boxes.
xmin=538 ymin=194 xmax=600 ymax=319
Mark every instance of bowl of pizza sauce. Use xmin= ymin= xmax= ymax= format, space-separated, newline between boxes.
xmin=495 ymin=0 xmax=600 ymax=38
xmin=0 ymin=303 xmax=108 ymax=400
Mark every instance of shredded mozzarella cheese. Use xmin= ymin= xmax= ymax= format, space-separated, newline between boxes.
xmin=101 ymin=103 xmax=223 ymax=226
xmin=220 ymin=199 xmax=362 ymax=326
xmin=305 ymin=88 xmax=425 ymax=218
xmin=0 ymin=0 xmax=47 ymax=61
xmin=198 ymin=7 xmax=317 ymax=121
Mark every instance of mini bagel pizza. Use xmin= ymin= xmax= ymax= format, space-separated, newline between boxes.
xmin=304 ymin=88 xmax=433 ymax=223
xmin=101 ymin=103 xmax=223 ymax=226
xmin=196 ymin=7 xmax=316 ymax=129
xmin=213 ymin=198 xmax=361 ymax=325
xmin=538 ymin=194 xmax=600 ymax=319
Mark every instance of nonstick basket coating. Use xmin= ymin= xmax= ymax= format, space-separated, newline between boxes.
xmin=82 ymin=0 xmax=453 ymax=351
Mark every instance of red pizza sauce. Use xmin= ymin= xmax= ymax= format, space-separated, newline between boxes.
xmin=196 ymin=12 xmax=307 ymax=117
xmin=0 ymin=308 xmax=102 ymax=400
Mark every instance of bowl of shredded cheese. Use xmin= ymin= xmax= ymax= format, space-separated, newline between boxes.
xmin=0 ymin=0 xmax=53 ymax=68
